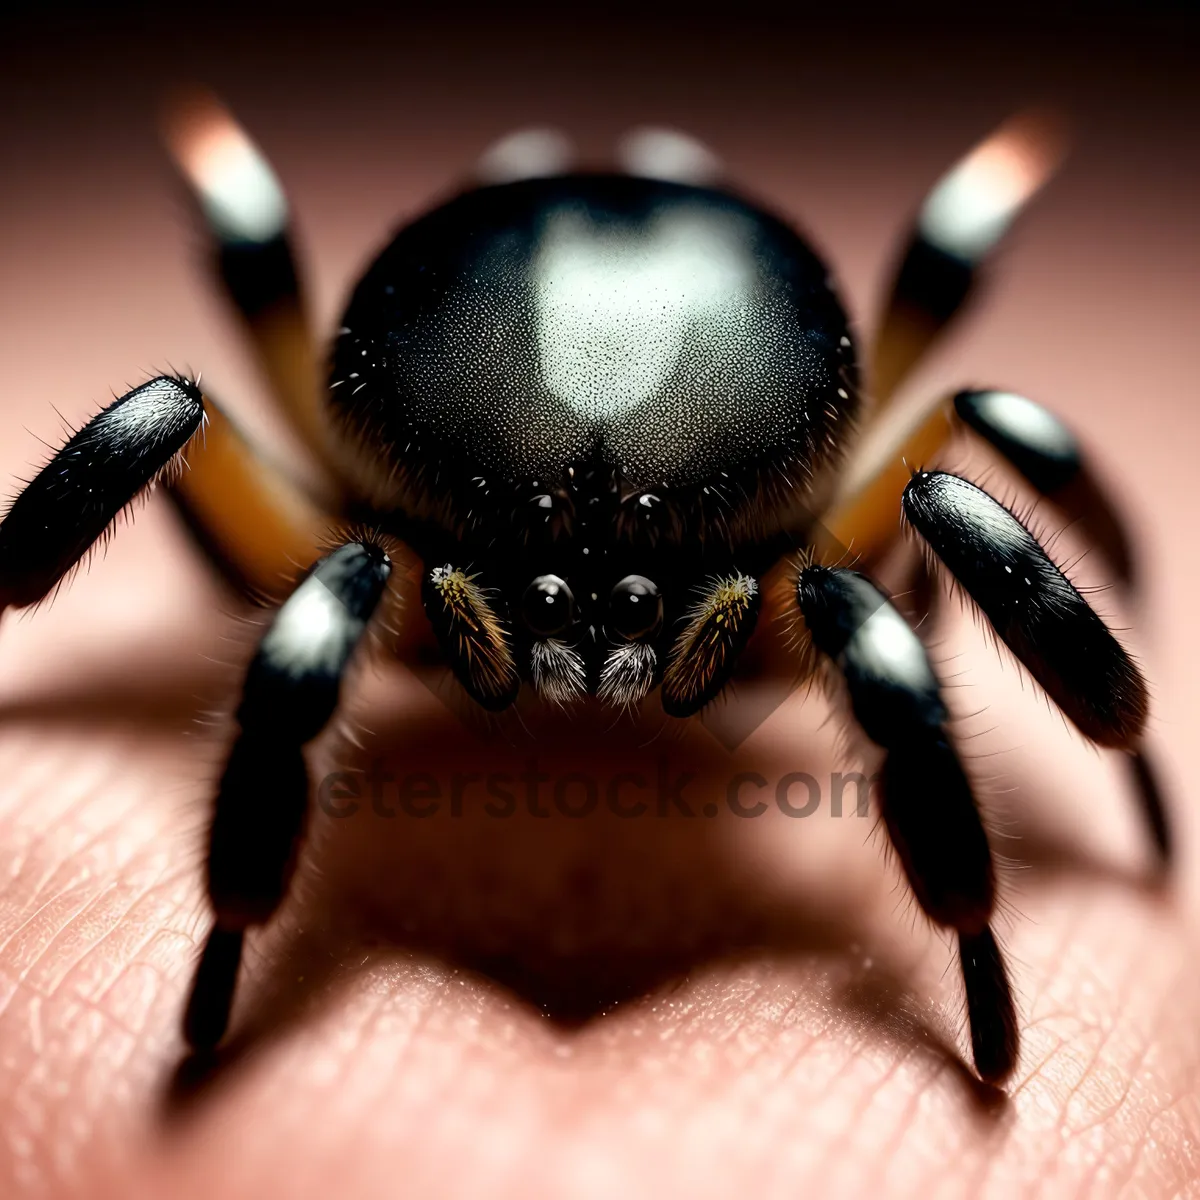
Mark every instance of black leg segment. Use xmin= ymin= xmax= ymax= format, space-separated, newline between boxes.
xmin=869 ymin=113 xmax=1063 ymax=405
xmin=184 ymin=540 xmax=390 ymax=1050
xmin=797 ymin=564 xmax=1018 ymax=1083
xmin=959 ymin=927 xmax=1019 ymax=1085
xmin=902 ymin=469 xmax=1169 ymax=868
xmin=954 ymin=389 xmax=1135 ymax=586
xmin=902 ymin=470 xmax=1147 ymax=749
xmin=0 ymin=376 xmax=203 ymax=614
xmin=182 ymin=927 xmax=245 ymax=1051
xmin=1126 ymin=746 xmax=1172 ymax=868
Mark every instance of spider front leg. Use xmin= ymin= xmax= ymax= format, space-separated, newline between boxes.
xmin=185 ymin=539 xmax=390 ymax=1049
xmin=0 ymin=373 xmax=358 ymax=1046
xmin=901 ymin=470 xmax=1167 ymax=859
xmin=0 ymin=376 xmax=330 ymax=616
xmin=0 ymin=377 xmax=202 ymax=614
xmin=796 ymin=564 xmax=1018 ymax=1083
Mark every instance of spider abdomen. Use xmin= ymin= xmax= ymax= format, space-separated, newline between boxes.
xmin=328 ymin=174 xmax=857 ymax=549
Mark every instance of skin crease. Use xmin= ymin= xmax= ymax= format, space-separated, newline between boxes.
xmin=1 ymin=11 xmax=1200 ymax=1200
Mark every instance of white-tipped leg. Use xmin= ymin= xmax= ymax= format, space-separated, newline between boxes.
xmin=870 ymin=109 xmax=1068 ymax=409
xmin=615 ymin=126 xmax=723 ymax=185
xmin=474 ymin=127 xmax=577 ymax=184
xmin=162 ymin=88 xmax=345 ymax=494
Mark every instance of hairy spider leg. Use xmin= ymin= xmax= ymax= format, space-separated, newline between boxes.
xmin=0 ymin=376 xmax=330 ymax=614
xmin=866 ymin=109 xmax=1067 ymax=412
xmin=814 ymin=379 xmax=1167 ymax=855
xmin=185 ymin=540 xmax=391 ymax=1049
xmin=778 ymin=393 xmax=1167 ymax=1080
xmin=953 ymin=389 xmax=1135 ymax=587
xmin=0 ymin=377 xmax=303 ymax=609
xmin=795 ymin=564 xmax=1018 ymax=1083
xmin=819 ymin=385 xmax=1139 ymax=588
xmin=811 ymin=110 xmax=1068 ymax=575
xmin=900 ymin=470 xmax=1167 ymax=864
xmin=0 ymin=377 xmax=203 ymax=613
xmin=811 ymin=384 xmax=1166 ymax=854
xmin=162 ymin=89 xmax=348 ymax=494
xmin=168 ymin=394 xmax=333 ymax=603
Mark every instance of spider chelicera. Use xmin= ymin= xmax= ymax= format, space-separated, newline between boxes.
xmin=0 ymin=98 xmax=1167 ymax=1085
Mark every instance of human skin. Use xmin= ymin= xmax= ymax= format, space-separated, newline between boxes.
xmin=1 ymin=13 xmax=1199 ymax=1199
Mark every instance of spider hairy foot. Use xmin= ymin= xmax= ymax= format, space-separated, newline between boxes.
xmin=796 ymin=564 xmax=1017 ymax=1082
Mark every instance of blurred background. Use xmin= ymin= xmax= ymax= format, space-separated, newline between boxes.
xmin=0 ymin=4 xmax=1198 ymax=1195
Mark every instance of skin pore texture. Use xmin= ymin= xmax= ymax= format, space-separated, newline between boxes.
xmin=1 ymin=13 xmax=1199 ymax=1200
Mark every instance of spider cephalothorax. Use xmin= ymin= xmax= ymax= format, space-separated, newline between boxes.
xmin=0 ymin=102 xmax=1167 ymax=1087
xmin=326 ymin=173 xmax=858 ymax=710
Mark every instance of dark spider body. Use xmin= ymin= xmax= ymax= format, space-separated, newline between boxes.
xmin=0 ymin=111 xmax=1168 ymax=1086
xmin=328 ymin=176 xmax=857 ymax=703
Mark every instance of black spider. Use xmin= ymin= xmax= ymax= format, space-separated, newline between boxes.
xmin=0 ymin=102 xmax=1166 ymax=1085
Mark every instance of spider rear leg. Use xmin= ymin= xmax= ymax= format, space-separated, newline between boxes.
xmin=473 ymin=127 xmax=576 ymax=184
xmin=615 ymin=127 xmax=723 ymax=185
xmin=902 ymin=470 xmax=1169 ymax=862
xmin=954 ymin=389 xmax=1135 ymax=586
xmin=660 ymin=572 xmax=761 ymax=718
xmin=185 ymin=539 xmax=391 ymax=1049
xmin=796 ymin=564 xmax=1018 ymax=1083
xmin=869 ymin=110 xmax=1066 ymax=409
xmin=163 ymin=90 xmax=345 ymax=490
xmin=823 ymin=387 xmax=1138 ymax=592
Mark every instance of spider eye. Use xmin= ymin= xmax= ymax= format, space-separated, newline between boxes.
xmin=521 ymin=574 xmax=576 ymax=637
xmin=608 ymin=575 xmax=662 ymax=639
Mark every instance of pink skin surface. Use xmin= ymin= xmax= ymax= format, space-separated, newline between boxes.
xmin=0 ymin=14 xmax=1198 ymax=1200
